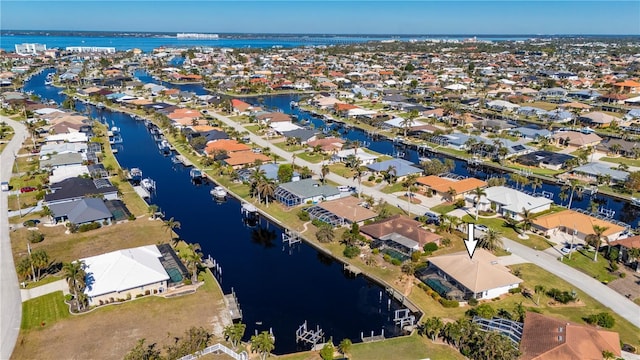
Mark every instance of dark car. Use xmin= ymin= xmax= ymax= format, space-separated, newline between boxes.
xmin=20 ymin=186 xmax=37 ymax=193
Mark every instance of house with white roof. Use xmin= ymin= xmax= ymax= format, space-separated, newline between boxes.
xmin=81 ymin=245 xmax=170 ymax=306
xmin=331 ymin=148 xmax=379 ymax=165
xmin=466 ymin=186 xmax=553 ymax=220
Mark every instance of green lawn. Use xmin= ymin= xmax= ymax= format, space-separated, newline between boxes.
xmin=296 ymin=151 xmax=326 ymax=164
xmin=503 ymin=163 xmax=564 ymax=177
xmin=21 ymin=291 xmax=70 ymax=330
xmin=380 ymin=182 xmax=405 ymax=194
xmin=527 ymin=101 xmax=558 ymax=111
xmin=328 ymin=164 xmax=355 ymax=179
xmin=430 ymin=203 xmax=457 ymax=214
xmin=560 ymin=248 xmax=617 ymax=283
xmin=461 ymin=215 xmax=553 ymax=250
xmin=348 ymin=333 xmax=464 ymax=360
xmin=600 ymin=156 xmax=640 ymax=168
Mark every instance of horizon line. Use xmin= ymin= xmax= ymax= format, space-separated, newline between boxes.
xmin=2 ymin=29 xmax=640 ymax=37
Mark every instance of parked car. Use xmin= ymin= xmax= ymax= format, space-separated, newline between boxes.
xmin=424 ymin=211 xmax=440 ymax=225
xmin=475 ymin=224 xmax=489 ymax=232
xmin=20 ymin=186 xmax=37 ymax=193
xmin=1 ymin=182 xmax=9 ymax=192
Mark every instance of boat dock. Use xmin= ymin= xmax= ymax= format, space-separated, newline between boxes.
xmin=224 ymin=288 xmax=242 ymax=320
xmin=174 ymin=154 xmax=194 ymax=167
xmin=361 ymin=329 xmax=385 ymax=343
xmin=343 ymin=263 xmax=362 ymax=276
xmin=133 ymin=185 xmax=150 ymax=200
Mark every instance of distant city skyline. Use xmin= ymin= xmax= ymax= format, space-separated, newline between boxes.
xmin=1 ymin=1 xmax=639 ymax=35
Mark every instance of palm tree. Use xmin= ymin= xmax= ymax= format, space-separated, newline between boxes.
xmin=567 ymin=179 xmax=580 ymax=209
xmin=520 ymin=208 xmax=534 ymax=233
xmin=223 ymin=323 xmax=246 ymax=349
xmin=480 ymin=228 xmax=502 ymax=251
xmin=315 ymin=224 xmax=335 ymax=243
xmin=183 ymin=243 xmax=202 ymax=283
xmin=382 ymin=165 xmax=397 ymax=184
xmin=257 ymin=179 xmax=276 ymax=207
xmin=531 ymin=178 xmax=542 ymax=195
xmin=320 ymin=163 xmax=330 ymax=184
xmin=31 ymin=249 xmax=49 ymax=281
xmin=403 ymin=173 xmax=419 ymax=215
xmin=422 ymin=317 xmax=444 ymax=342
xmin=250 ymin=331 xmax=275 ymax=360
xmin=351 ymin=159 xmax=364 ymax=198
xmin=558 ymin=190 xmax=569 ymax=205
xmin=148 ymin=204 xmax=159 ymax=220
xmin=63 ymin=261 xmax=87 ymax=312
xmin=609 ymin=143 xmax=621 ymax=156
xmin=164 ymin=217 xmax=181 ymax=246
xmin=591 ymin=225 xmax=609 ymax=262
xmin=446 ymin=187 xmax=457 ymax=202
xmin=534 ymin=284 xmax=546 ymax=306
xmin=472 ymin=187 xmax=487 ymax=221
xmin=338 ymin=338 xmax=352 ymax=358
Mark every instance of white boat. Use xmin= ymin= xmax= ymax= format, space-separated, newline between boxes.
xmin=96 ymin=102 xmax=105 ymax=109
xmin=141 ymin=178 xmax=156 ymax=192
xmin=211 ymin=186 xmax=227 ymax=198
xmin=631 ymin=197 xmax=640 ymax=207
xmin=159 ymin=139 xmax=171 ymax=154
xmin=129 ymin=168 xmax=143 ymax=182
xmin=190 ymin=168 xmax=203 ymax=179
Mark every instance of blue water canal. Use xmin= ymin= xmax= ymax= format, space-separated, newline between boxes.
xmin=25 ymin=69 xmax=408 ymax=354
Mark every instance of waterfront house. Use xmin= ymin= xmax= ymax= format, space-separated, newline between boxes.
xmin=237 ymin=163 xmax=300 ymax=183
xmin=39 ymin=142 xmax=88 ymax=158
xmin=231 ymin=99 xmax=253 ymax=115
xmin=275 ymin=178 xmax=341 ymax=207
xmin=416 ymin=175 xmax=487 ymax=201
xmin=519 ymin=312 xmax=621 ymax=360
xmin=366 ymin=159 xmax=423 ymax=181
xmin=80 ymin=245 xmax=171 ymax=306
xmin=305 ymin=196 xmax=378 ymax=226
xmin=44 ymin=132 xmax=88 ymax=144
xmin=39 ymin=153 xmax=84 ymax=170
xmin=255 ymin=111 xmax=292 ymax=125
xmin=48 ymin=197 xmax=113 ymax=225
xmin=515 ymin=151 xmax=575 ymax=170
xmin=571 ymin=162 xmax=629 ymax=184
xmin=532 ymin=210 xmax=626 ymax=242
xmin=360 ymin=215 xmax=441 ymax=256
xmin=49 ymin=164 xmax=90 ymax=183
xmin=331 ymin=148 xmax=379 ymax=166
xmin=508 ymin=127 xmax=551 ymax=140
xmin=597 ymin=138 xmax=640 ymax=158
xmin=467 ymin=186 xmax=553 ymax=220
xmin=579 ymin=111 xmax=618 ymax=127
xmin=486 ymin=100 xmax=520 ymax=112
xmin=425 ymin=249 xmax=522 ymax=300
xmin=45 ymin=177 xmax=119 ymax=206
xmin=537 ymin=87 xmax=568 ymax=99
xmin=306 ymin=137 xmax=345 ymax=153
xmin=544 ymin=109 xmax=574 ymax=123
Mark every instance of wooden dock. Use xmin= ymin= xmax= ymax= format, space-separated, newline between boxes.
xmin=174 ymin=154 xmax=194 ymax=167
xmin=361 ymin=329 xmax=385 ymax=343
xmin=133 ymin=185 xmax=150 ymax=200
xmin=224 ymin=289 xmax=242 ymax=320
xmin=343 ymin=263 xmax=362 ymax=276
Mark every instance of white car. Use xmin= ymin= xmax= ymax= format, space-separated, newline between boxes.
xmin=475 ymin=224 xmax=489 ymax=232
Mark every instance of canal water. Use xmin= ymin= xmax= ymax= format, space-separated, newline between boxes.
xmin=25 ymin=69 xmax=408 ymax=354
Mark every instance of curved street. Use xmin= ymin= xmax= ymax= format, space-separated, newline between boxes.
xmin=211 ymin=111 xmax=640 ymax=329
xmin=0 ymin=116 xmax=27 ymax=360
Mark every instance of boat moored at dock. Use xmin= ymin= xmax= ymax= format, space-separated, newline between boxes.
xmin=211 ymin=186 xmax=227 ymax=199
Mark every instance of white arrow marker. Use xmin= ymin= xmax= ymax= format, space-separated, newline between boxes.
xmin=464 ymin=223 xmax=479 ymax=259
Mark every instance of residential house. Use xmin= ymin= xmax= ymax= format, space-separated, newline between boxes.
xmin=274 ymin=178 xmax=341 ymax=207
xmin=468 ymin=186 xmax=553 ymax=220
xmin=305 ymin=196 xmax=378 ymax=226
xmin=532 ymin=210 xmax=626 ymax=242
xmin=81 ymin=245 xmax=171 ymax=306
xmin=331 ymin=148 xmax=379 ymax=166
xmin=45 ymin=177 xmax=119 ymax=206
xmin=425 ymin=249 xmax=523 ymax=300
xmin=579 ymin=112 xmax=618 ymax=127
xmin=610 ymin=235 xmax=640 ymax=272
xmin=508 ymin=127 xmax=551 ymax=141
xmin=306 ymin=137 xmax=345 ymax=153
xmin=49 ymin=164 xmax=90 ymax=183
xmin=204 ymin=139 xmax=271 ymax=169
xmin=231 ymin=99 xmax=253 ymax=115
xmin=613 ymin=79 xmax=640 ymax=94
xmin=49 ymin=198 xmax=113 ymax=225
xmin=571 ymin=162 xmax=629 ymax=184
xmin=40 ymin=153 xmax=84 ymax=170
xmin=416 ymin=175 xmax=487 ymax=201
xmin=236 ymin=163 xmax=300 ymax=183
xmin=519 ymin=311 xmax=621 ymax=360
xmin=360 ymin=214 xmax=442 ymax=256
xmin=597 ymin=138 xmax=640 ymax=158
xmin=552 ymin=131 xmax=602 ymax=148
xmin=366 ymin=159 xmax=423 ymax=181
xmin=515 ymin=151 xmax=575 ymax=170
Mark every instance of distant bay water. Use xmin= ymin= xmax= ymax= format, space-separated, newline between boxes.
xmin=0 ymin=33 xmax=543 ymax=52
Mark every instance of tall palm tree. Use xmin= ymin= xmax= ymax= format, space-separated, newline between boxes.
xmin=315 ymin=225 xmax=335 ymax=243
xmin=591 ymin=225 xmax=609 ymax=262
xmin=223 ymin=323 xmax=246 ymax=349
xmin=472 ymin=187 xmax=486 ymax=221
xmin=446 ymin=187 xmax=457 ymax=202
xmin=31 ymin=249 xmax=49 ymax=281
xmin=250 ymin=331 xmax=275 ymax=360
xmin=164 ymin=217 xmax=181 ymax=246
xmin=63 ymin=261 xmax=87 ymax=311
xmin=567 ymin=179 xmax=580 ymax=209
xmin=321 ymin=163 xmax=330 ymax=184
xmin=403 ymin=173 xmax=419 ymax=215
xmin=183 ymin=243 xmax=202 ymax=283
xmin=421 ymin=316 xmax=444 ymax=342
xmin=257 ymin=179 xmax=276 ymax=207
xmin=531 ymin=178 xmax=542 ymax=195
xmin=520 ymin=208 xmax=534 ymax=233
xmin=480 ymin=228 xmax=502 ymax=251
xmin=351 ymin=159 xmax=364 ymax=198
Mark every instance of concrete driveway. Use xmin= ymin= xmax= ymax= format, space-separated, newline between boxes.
xmin=0 ymin=116 xmax=27 ymax=360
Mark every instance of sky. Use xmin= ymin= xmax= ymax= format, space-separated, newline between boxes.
xmin=1 ymin=1 xmax=639 ymax=35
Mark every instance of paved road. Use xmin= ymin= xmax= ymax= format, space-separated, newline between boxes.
xmin=503 ymin=238 xmax=640 ymax=328
xmin=210 ymin=112 xmax=431 ymax=215
xmin=0 ymin=116 xmax=27 ymax=360
xmin=212 ymin=110 xmax=640 ymax=329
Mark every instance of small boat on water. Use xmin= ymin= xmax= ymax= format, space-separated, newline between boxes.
xmin=631 ymin=197 xmax=640 ymax=207
xmin=108 ymin=126 xmax=123 ymax=144
xmin=190 ymin=168 xmax=203 ymax=181
xmin=290 ymin=101 xmax=298 ymax=108
xmin=96 ymin=102 xmax=105 ymax=109
xmin=159 ymin=139 xmax=171 ymax=155
xmin=141 ymin=178 xmax=156 ymax=192
xmin=211 ymin=186 xmax=227 ymax=199
xmin=130 ymin=168 xmax=143 ymax=183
